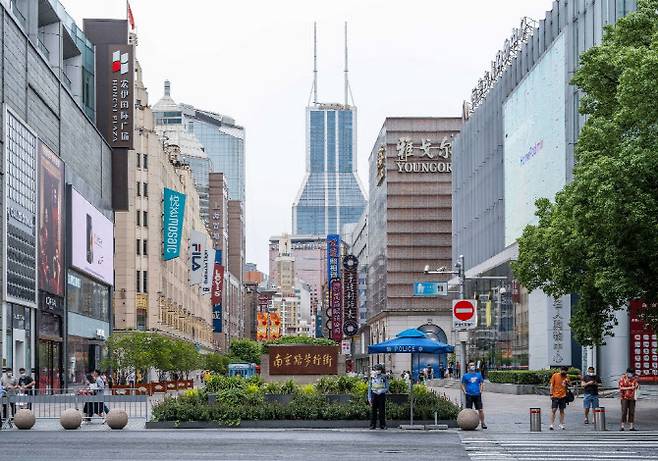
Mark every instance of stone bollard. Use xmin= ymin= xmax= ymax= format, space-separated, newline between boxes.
xmin=457 ymin=409 xmax=480 ymax=431
xmin=105 ymin=409 xmax=128 ymax=430
xmin=60 ymin=409 xmax=82 ymax=430
xmin=13 ymin=409 xmax=36 ymax=430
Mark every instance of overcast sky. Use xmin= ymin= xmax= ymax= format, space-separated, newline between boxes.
xmin=63 ymin=0 xmax=553 ymax=272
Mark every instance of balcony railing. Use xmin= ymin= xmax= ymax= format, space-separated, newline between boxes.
xmin=62 ymin=72 xmax=72 ymax=90
xmin=37 ymin=37 xmax=50 ymax=60
xmin=10 ymin=0 xmax=26 ymax=28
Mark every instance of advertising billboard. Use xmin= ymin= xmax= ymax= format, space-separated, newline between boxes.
xmin=163 ymin=188 xmax=186 ymax=260
xmin=629 ymin=300 xmax=658 ymax=383
xmin=326 ymin=234 xmax=342 ymax=342
xmin=202 ymin=247 xmax=214 ymax=295
xmin=189 ymin=230 xmax=205 ymax=286
xmin=342 ymin=255 xmax=359 ymax=337
xmin=211 ymin=250 xmax=224 ymax=333
xmin=70 ymin=188 xmax=114 ymax=286
xmin=4 ymin=107 xmax=38 ymax=307
xmin=38 ymin=142 xmax=65 ymax=296
xmin=503 ymin=33 xmax=566 ymax=246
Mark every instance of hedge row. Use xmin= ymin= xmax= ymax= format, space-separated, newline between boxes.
xmin=487 ymin=368 xmax=581 ymax=385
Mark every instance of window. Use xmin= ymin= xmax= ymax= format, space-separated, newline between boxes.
xmin=136 ymin=309 xmax=146 ymax=331
xmin=143 ymin=271 xmax=148 ymax=293
xmin=136 ymin=153 xmax=141 ymax=168
xmin=143 ymin=154 xmax=148 ymax=170
xmin=143 ymin=183 xmax=148 ymax=197
xmin=136 ymin=209 xmax=141 ymax=226
xmin=136 ymin=181 xmax=141 ymax=197
xmin=136 ymin=270 xmax=141 ymax=292
xmin=143 ymin=211 xmax=148 ymax=227
xmin=136 ymin=239 xmax=141 ymax=255
xmin=143 ymin=239 xmax=148 ymax=255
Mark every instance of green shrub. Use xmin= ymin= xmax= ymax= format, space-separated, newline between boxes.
xmin=488 ymin=368 xmax=581 ymax=385
xmin=264 ymin=336 xmax=336 ymax=348
xmin=389 ymin=377 xmax=409 ymax=394
xmin=205 ymin=375 xmax=248 ymax=393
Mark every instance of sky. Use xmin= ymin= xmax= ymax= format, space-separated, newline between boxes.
xmin=63 ymin=0 xmax=554 ymax=272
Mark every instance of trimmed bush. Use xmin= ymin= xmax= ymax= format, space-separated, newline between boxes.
xmin=488 ymin=368 xmax=581 ymax=385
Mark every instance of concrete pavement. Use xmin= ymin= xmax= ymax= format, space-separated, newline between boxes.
xmin=431 ymin=385 xmax=658 ymax=433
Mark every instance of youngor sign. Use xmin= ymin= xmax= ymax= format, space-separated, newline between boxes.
xmin=70 ymin=188 xmax=114 ymax=286
xmin=4 ymin=107 xmax=38 ymax=307
xmin=202 ymin=247 xmax=214 ymax=295
xmin=452 ymin=299 xmax=478 ymax=330
xmin=342 ymin=255 xmax=359 ymax=337
xmin=269 ymin=345 xmax=338 ymax=375
xmin=163 ymin=188 xmax=186 ymax=261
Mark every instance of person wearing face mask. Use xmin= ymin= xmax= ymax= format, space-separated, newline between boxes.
xmin=619 ymin=367 xmax=640 ymax=431
xmin=461 ymin=361 xmax=487 ymax=429
xmin=17 ymin=368 xmax=35 ymax=410
xmin=368 ymin=363 xmax=389 ymax=430
xmin=1 ymin=368 xmax=17 ymax=422
xmin=581 ymin=366 xmax=601 ymax=424
xmin=549 ymin=366 xmax=570 ymax=430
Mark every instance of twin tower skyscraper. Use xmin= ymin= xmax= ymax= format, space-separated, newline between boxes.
xmin=292 ymin=23 xmax=367 ymax=236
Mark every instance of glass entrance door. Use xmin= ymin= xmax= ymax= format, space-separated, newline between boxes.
xmin=38 ymin=340 xmax=63 ymax=393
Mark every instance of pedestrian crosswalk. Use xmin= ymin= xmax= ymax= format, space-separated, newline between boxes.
xmin=462 ymin=434 xmax=658 ymax=460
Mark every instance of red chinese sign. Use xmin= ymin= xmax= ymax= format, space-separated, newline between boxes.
xmin=269 ymin=345 xmax=338 ymax=375
xmin=629 ymin=300 xmax=658 ymax=383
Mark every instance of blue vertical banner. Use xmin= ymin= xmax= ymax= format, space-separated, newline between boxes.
xmin=326 ymin=234 xmax=341 ymax=281
xmin=163 ymin=188 xmax=186 ymax=260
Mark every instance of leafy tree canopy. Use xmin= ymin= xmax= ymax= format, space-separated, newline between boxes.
xmin=513 ymin=0 xmax=658 ymax=345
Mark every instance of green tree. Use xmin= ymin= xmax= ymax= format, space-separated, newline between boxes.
xmin=204 ymin=353 xmax=229 ymax=374
xmin=228 ymin=339 xmax=263 ymax=364
xmin=168 ymin=340 xmax=201 ymax=379
xmin=513 ymin=0 xmax=658 ymax=345
xmin=103 ymin=331 xmax=155 ymax=381
xmin=150 ymin=334 xmax=175 ymax=381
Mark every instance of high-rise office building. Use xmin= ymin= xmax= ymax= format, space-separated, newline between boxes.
xmin=292 ymin=23 xmax=366 ymax=235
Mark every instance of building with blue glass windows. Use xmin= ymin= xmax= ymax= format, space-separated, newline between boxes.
xmin=292 ymin=102 xmax=366 ymax=235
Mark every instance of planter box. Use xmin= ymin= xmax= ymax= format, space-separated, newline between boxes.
xmin=145 ymin=419 xmax=457 ymax=430
xmin=263 ymin=394 xmax=295 ymax=405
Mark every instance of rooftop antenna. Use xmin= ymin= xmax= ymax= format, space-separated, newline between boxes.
xmin=344 ymin=21 xmax=348 ymax=107
xmin=313 ymin=22 xmax=318 ymax=105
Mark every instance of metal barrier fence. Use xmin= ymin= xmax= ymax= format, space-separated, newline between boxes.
xmin=1 ymin=391 xmax=149 ymax=423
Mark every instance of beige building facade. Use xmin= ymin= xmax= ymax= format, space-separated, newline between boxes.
xmin=366 ymin=117 xmax=462 ymax=373
xmin=113 ymin=62 xmax=214 ymax=351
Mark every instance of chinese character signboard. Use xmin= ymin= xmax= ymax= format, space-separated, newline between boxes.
xmin=342 ymin=255 xmax=359 ymax=336
xmin=163 ymin=188 xmax=186 ymax=261
xmin=269 ymin=345 xmax=338 ymax=375
xmin=629 ymin=300 xmax=658 ymax=383
xmin=394 ymin=137 xmax=452 ymax=174
xmin=107 ymin=44 xmax=134 ymax=149
xmin=548 ymin=294 xmax=571 ymax=367
xmin=326 ymin=234 xmax=342 ymax=341
xmin=211 ymin=250 xmax=223 ymax=333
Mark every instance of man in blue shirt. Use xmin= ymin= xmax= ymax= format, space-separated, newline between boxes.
xmin=461 ymin=361 xmax=487 ymax=429
xmin=368 ymin=364 xmax=390 ymax=430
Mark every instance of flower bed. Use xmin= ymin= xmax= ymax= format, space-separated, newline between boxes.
xmin=487 ymin=368 xmax=581 ymax=385
xmin=151 ymin=375 xmax=459 ymax=425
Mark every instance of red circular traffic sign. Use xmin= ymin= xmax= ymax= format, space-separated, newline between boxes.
xmin=453 ymin=300 xmax=475 ymax=321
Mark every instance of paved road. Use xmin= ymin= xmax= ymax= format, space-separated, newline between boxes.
xmin=0 ymin=429 xmax=470 ymax=461
xmin=461 ymin=431 xmax=658 ymax=460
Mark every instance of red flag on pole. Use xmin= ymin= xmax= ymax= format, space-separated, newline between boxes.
xmin=127 ymin=1 xmax=135 ymax=30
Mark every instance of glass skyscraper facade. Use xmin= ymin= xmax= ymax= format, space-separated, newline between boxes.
xmin=293 ymin=104 xmax=366 ymax=235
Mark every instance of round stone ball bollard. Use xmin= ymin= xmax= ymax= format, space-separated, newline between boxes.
xmin=105 ymin=409 xmax=128 ymax=430
xmin=13 ymin=409 xmax=36 ymax=430
xmin=60 ymin=409 xmax=82 ymax=430
xmin=457 ymin=409 xmax=480 ymax=431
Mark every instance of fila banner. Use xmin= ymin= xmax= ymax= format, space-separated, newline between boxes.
xmin=163 ymin=188 xmax=186 ymax=261
xmin=211 ymin=249 xmax=224 ymax=333
xmin=189 ymin=230 xmax=205 ymax=285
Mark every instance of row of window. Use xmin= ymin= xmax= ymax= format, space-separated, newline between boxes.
xmin=136 ymin=210 xmax=148 ymax=227
xmin=136 ymin=153 xmax=149 ymax=169
xmin=136 ymin=181 xmax=149 ymax=197
xmin=136 ymin=270 xmax=148 ymax=293
xmin=136 ymin=239 xmax=148 ymax=256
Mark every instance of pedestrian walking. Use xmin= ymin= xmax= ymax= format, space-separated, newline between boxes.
xmin=368 ymin=364 xmax=389 ymax=430
xmin=549 ymin=366 xmax=570 ymax=430
xmin=619 ymin=367 xmax=640 ymax=431
xmin=17 ymin=368 xmax=35 ymax=410
xmin=461 ymin=361 xmax=487 ymax=429
xmin=92 ymin=369 xmax=110 ymax=417
xmin=1 ymin=368 xmax=17 ymax=421
xmin=581 ymin=366 xmax=601 ymax=424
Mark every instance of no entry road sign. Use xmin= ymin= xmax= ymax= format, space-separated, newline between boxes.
xmin=453 ymin=299 xmax=478 ymax=330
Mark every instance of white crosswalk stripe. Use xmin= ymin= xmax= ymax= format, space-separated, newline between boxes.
xmin=463 ymin=435 xmax=658 ymax=461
